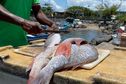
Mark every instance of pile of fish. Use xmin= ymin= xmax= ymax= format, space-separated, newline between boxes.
xmin=27 ymin=34 xmax=98 ymax=84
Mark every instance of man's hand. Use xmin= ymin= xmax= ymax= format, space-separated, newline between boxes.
xmin=51 ymin=23 xmax=58 ymax=29
xmin=48 ymin=23 xmax=59 ymax=31
xmin=21 ymin=20 xmax=43 ymax=35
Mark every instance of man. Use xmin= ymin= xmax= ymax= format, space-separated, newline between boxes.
xmin=0 ymin=0 xmax=57 ymax=47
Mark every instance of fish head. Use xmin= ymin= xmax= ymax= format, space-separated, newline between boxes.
xmin=44 ymin=34 xmax=61 ymax=48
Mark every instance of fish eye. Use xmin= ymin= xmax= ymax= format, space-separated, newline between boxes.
xmin=80 ymin=41 xmax=87 ymax=45
xmin=55 ymin=44 xmax=59 ymax=46
xmin=71 ymin=41 xmax=76 ymax=44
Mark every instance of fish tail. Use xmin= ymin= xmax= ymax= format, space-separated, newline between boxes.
xmin=27 ymin=76 xmax=34 ymax=84
xmin=26 ymin=58 xmax=35 ymax=73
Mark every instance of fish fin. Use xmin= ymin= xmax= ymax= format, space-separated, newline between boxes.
xmin=44 ymin=34 xmax=61 ymax=48
xmin=71 ymin=61 xmax=81 ymax=70
xmin=55 ymin=42 xmax=71 ymax=59
xmin=27 ymin=76 xmax=34 ymax=84
xmin=71 ymin=65 xmax=80 ymax=70
xmin=71 ymin=63 xmax=85 ymax=70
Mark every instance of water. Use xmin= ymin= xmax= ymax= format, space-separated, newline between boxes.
xmin=61 ymin=30 xmax=102 ymax=43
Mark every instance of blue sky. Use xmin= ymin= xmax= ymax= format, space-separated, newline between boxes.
xmin=40 ymin=0 xmax=126 ymax=12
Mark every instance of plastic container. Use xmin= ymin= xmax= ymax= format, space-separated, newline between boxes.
xmin=112 ymin=34 xmax=121 ymax=45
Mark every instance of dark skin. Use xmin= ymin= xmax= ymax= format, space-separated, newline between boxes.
xmin=0 ymin=4 xmax=57 ymax=34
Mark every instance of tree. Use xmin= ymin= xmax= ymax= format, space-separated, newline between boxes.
xmin=117 ymin=14 xmax=126 ymax=22
xmin=41 ymin=3 xmax=54 ymax=17
xmin=96 ymin=0 xmax=122 ymax=20
xmin=65 ymin=6 xmax=95 ymax=19
xmin=65 ymin=6 xmax=84 ymax=18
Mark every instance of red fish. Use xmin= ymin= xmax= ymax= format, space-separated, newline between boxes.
xmin=28 ymin=38 xmax=98 ymax=84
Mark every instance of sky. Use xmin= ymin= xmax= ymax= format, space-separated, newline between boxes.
xmin=40 ymin=0 xmax=126 ymax=12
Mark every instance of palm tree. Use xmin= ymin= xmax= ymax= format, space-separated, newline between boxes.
xmin=96 ymin=0 xmax=122 ymax=20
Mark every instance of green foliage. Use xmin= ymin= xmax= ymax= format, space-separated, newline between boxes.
xmin=117 ymin=14 xmax=126 ymax=22
xmin=102 ymin=5 xmax=118 ymax=16
xmin=41 ymin=3 xmax=53 ymax=16
xmin=65 ymin=6 xmax=95 ymax=19
xmin=65 ymin=6 xmax=84 ymax=18
xmin=96 ymin=2 xmax=121 ymax=20
xmin=41 ymin=6 xmax=53 ymax=14
xmin=66 ymin=6 xmax=84 ymax=13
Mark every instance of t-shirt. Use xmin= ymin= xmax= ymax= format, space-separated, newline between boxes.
xmin=0 ymin=0 xmax=40 ymax=47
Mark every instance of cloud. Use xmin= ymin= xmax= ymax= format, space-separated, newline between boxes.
xmin=40 ymin=0 xmax=126 ymax=12
xmin=67 ymin=0 xmax=101 ymax=10
xmin=97 ymin=0 xmax=126 ymax=11
xmin=40 ymin=0 xmax=65 ymax=12
xmin=50 ymin=0 xmax=65 ymax=12
xmin=119 ymin=2 xmax=126 ymax=11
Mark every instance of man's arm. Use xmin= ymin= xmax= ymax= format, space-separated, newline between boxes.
xmin=0 ymin=4 xmax=24 ymax=26
xmin=0 ymin=4 xmax=42 ymax=34
xmin=32 ymin=4 xmax=56 ymax=28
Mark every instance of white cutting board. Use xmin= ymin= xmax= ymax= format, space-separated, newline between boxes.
xmin=81 ymin=49 xmax=110 ymax=69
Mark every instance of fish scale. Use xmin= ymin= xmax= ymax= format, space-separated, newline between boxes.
xmin=28 ymin=36 xmax=98 ymax=84
xmin=64 ymin=44 xmax=98 ymax=69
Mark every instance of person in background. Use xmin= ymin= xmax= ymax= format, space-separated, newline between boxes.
xmin=0 ymin=0 xmax=57 ymax=47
